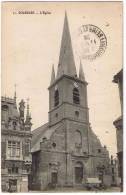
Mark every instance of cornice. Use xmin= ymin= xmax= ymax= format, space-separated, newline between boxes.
xmin=2 ymin=129 xmax=32 ymax=137
xmin=48 ymin=101 xmax=89 ymax=113
xmin=48 ymin=74 xmax=88 ymax=89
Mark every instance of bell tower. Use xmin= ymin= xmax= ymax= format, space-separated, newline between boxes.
xmin=48 ymin=13 xmax=89 ymax=130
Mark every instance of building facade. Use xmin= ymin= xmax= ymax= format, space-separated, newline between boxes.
xmin=1 ymin=95 xmax=32 ymax=192
xmin=113 ymin=69 xmax=123 ymax=191
xmin=30 ymin=13 xmax=114 ymax=191
xmin=110 ymin=156 xmax=119 ymax=186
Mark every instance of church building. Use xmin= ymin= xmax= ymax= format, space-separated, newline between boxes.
xmin=31 ymin=13 xmax=113 ymax=190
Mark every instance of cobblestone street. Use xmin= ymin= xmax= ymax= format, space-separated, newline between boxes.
xmin=29 ymin=186 xmax=121 ymax=193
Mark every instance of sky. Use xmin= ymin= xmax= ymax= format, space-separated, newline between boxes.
xmin=2 ymin=2 xmax=122 ymax=156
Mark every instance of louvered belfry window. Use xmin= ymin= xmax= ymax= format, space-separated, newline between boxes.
xmin=73 ymin=88 xmax=80 ymax=104
xmin=54 ymin=89 xmax=59 ymax=107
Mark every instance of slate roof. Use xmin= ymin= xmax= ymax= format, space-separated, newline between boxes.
xmin=57 ymin=12 xmax=77 ymax=79
xmin=2 ymin=96 xmax=19 ymax=120
xmin=31 ymin=123 xmax=49 ymax=152
xmin=31 ymin=122 xmax=63 ymax=153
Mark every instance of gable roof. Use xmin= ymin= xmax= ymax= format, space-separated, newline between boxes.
xmin=31 ymin=122 xmax=63 ymax=153
xmin=32 ymin=123 xmax=48 ymax=144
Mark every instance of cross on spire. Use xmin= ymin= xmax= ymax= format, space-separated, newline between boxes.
xmin=14 ymin=84 xmax=17 ymax=101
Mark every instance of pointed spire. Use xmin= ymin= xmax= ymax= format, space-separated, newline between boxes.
xmin=25 ymin=98 xmax=32 ymax=131
xmin=14 ymin=84 xmax=17 ymax=103
xmin=79 ymin=60 xmax=85 ymax=81
xmin=57 ymin=12 xmax=77 ymax=79
xmin=50 ymin=64 xmax=55 ymax=85
xmin=26 ymin=98 xmax=30 ymax=118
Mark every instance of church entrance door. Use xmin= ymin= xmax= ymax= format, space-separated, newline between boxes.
xmin=75 ymin=162 xmax=83 ymax=184
xmin=51 ymin=172 xmax=58 ymax=184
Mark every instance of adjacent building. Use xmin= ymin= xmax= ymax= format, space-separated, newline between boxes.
xmin=110 ymin=156 xmax=119 ymax=186
xmin=30 ymin=13 xmax=114 ymax=191
xmin=1 ymin=95 xmax=32 ymax=192
xmin=113 ymin=69 xmax=123 ymax=191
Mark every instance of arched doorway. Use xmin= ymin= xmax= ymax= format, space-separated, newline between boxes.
xmin=75 ymin=162 xmax=83 ymax=184
xmin=51 ymin=171 xmax=58 ymax=185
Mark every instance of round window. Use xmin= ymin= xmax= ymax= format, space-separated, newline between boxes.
xmin=52 ymin=142 xmax=56 ymax=148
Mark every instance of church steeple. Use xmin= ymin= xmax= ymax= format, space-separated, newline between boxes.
xmin=50 ymin=64 xmax=55 ymax=85
xmin=79 ymin=60 xmax=85 ymax=81
xmin=57 ymin=12 xmax=77 ymax=79
xmin=49 ymin=13 xmax=89 ymax=128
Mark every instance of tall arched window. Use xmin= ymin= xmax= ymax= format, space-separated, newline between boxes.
xmin=75 ymin=130 xmax=82 ymax=147
xmin=54 ymin=89 xmax=59 ymax=107
xmin=73 ymin=88 xmax=80 ymax=104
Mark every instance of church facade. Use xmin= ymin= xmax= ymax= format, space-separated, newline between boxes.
xmin=31 ymin=13 xmax=115 ymax=190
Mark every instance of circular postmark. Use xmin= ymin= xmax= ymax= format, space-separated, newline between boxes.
xmin=76 ymin=24 xmax=107 ymax=60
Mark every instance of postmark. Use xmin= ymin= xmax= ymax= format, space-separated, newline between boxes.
xmin=76 ymin=24 xmax=107 ymax=60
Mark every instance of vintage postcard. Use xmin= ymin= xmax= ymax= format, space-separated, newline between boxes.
xmin=1 ymin=1 xmax=123 ymax=193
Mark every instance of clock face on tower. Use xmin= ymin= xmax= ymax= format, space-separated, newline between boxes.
xmin=74 ymin=82 xmax=78 ymax=88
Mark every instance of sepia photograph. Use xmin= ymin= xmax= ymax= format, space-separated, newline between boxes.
xmin=1 ymin=1 xmax=123 ymax=192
